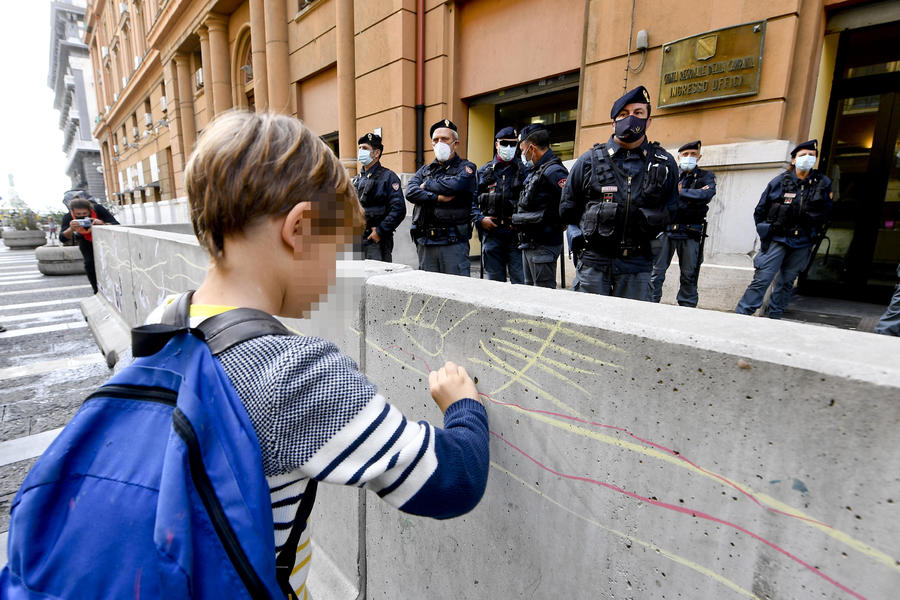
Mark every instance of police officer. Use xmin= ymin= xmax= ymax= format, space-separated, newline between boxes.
xmin=353 ymin=132 xmax=407 ymax=262
xmin=512 ymin=124 xmax=568 ymax=288
xmin=735 ymin=140 xmax=833 ymax=318
xmin=874 ymin=263 xmax=900 ymax=336
xmin=649 ymin=140 xmax=716 ymax=306
xmin=406 ymin=119 xmax=478 ymax=276
xmin=474 ymin=127 xmax=526 ymax=283
xmin=560 ymin=86 xmax=678 ymax=300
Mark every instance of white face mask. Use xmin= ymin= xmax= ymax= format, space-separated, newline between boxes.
xmin=521 ymin=145 xmax=534 ymax=168
xmin=497 ymin=145 xmax=516 ymax=162
xmin=795 ymin=154 xmax=816 ymax=173
xmin=679 ymin=155 xmax=698 ymax=172
xmin=357 ymin=149 xmax=373 ymax=166
xmin=433 ymin=141 xmax=453 ymax=162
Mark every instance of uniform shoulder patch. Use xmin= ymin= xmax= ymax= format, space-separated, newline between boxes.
xmin=392 ymin=182 xmax=400 ymax=190
xmin=465 ymin=165 xmax=474 ymax=174
xmin=558 ymin=178 xmax=567 ymax=189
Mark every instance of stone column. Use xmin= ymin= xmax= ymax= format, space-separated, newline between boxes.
xmin=263 ymin=0 xmax=290 ymax=113
xmin=249 ymin=0 xmax=269 ymax=112
xmin=173 ymin=53 xmax=197 ymax=154
xmin=206 ymin=14 xmax=233 ymax=114
xmin=197 ymin=27 xmax=215 ymax=117
xmin=336 ymin=0 xmax=357 ymax=174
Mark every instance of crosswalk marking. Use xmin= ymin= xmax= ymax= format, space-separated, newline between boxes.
xmin=0 ymin=284 xmax=91 ymax=297
xmin=0 ymin=308 xmax=82 ymax=323
xmin=0 ymin=353 xmax=104 ymax=382
xmin=0 ymin=297 xmax=83 ymax=311
xmin=0 ymin=321 xmax=88 ymax=338
xmin=0 ymin=427 xmax=63 ymax=468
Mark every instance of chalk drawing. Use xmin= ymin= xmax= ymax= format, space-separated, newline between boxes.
xmin=369 ymin=292 xmax=895 ymax=598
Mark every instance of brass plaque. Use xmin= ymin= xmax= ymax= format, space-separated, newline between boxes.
xmin=658 ymin=21 xmax=766 ymax=109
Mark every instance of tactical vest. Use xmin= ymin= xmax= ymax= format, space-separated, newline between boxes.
xmin=418 ymin=162 xmax=472 ymax=227
xmin=511 ymin=156 xmax=563 ymax=228
xmin=353 ymin=170 xmax=388 ymax=226
xmin=766 ymin=170 xmax=829 ymax=238
xmin=674 ymin=169 xmax=711 ymax=225
xmin=478 ymin=162 xmax=524 ymax=223
xmin=579 ymin=142 xmax=670 ymax=254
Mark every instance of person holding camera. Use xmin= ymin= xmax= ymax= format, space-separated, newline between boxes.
xmin=60 ymin=194 xmax=118 ymax=293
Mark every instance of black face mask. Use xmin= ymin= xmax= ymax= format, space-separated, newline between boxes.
xmin=614 ymin=115 xmax=648 ymax=143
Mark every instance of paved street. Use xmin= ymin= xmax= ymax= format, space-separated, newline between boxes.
xmin=0 ymin=242 xmax=111 ymax=560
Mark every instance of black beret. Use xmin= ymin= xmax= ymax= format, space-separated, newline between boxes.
xmin=518 ymin=124 xmax=546 ymax=143
xmin=610 ymin=85 xmax=652 ymax=119
xmin=678 ymin=140 xmax=701 ymax=153
xmin=494 ymin=126 xmax=518 ymax=140
xmin=430 ymin=119 xmax=458 ymax=137
xmin=791 ymin=139 xmax=817 ymax=156
xmin=358 ymin=132 xmax=383 ymax=150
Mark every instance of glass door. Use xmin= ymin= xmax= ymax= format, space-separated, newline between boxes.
xmin=805 ymin=22 xmax=900 ymax=302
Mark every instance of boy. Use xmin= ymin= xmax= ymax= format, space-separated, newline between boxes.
xmin=155 ymin=111 xmax=490 ymax=598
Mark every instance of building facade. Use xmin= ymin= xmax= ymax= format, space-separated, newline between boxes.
xmin=83 ymin=0 xmax=900 ymax=303
xmin=51 ymin=0 xmax=106 ymax=200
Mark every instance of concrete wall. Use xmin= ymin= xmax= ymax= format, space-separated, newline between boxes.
xmin=88 ymin=225 xmax=900 ymax=600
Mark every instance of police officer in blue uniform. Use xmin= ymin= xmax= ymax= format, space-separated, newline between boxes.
xmin=474 ymin=126 xmax=526 ymax=283
xmin=560 ymin=86 xmax=678 ymax=300
xmin=650 ymin=140 xmax=716 ymax=306
xmin=353 ymin=132 xmax=407 ymax=262
xmin=406 ymin=119 xmax=478 ymax=276
xmin=511 ymin=124 xmax=568 ymax=288
xmin=735 ymin=139 xmax=833 ymax=318
xmin=874 ymin=263 xmax=900 ymax=336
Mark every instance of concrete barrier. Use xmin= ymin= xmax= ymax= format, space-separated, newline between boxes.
xmin=87 ymin=226 xmax=900 ymax=600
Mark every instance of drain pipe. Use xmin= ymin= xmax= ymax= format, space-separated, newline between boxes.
xmin=415 ymin=0 xmax=425 ymax=169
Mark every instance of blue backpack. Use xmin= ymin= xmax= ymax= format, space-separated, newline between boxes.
xmin=1 ymin=292 xmax=317 ymax=599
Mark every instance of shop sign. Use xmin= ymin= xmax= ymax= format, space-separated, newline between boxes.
xmin=658 ymin=21 xmax=765 ymax=109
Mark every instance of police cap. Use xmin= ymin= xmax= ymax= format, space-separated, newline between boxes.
xmin=494 ymin=126 xmax=518 ymax=140
xmin=610 ymin=85 xmax=652 ymax=119
xmin=429 ymin=119 xmax=458 ymax=138
xmin=790 ymin=139 xmax=817 ymax=156
xmin=358 ymin=132 xmax=383 ymax=150
xmin=518 ymin=124 xmax=546 ymax=143
xmin=678 ymin=140 xmax=701 ymax=153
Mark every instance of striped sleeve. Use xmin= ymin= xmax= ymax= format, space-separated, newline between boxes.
xmin=269 ymin=341 xmax=490 ymax=519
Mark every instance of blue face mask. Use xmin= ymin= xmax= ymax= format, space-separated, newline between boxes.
xmin=679 ymin=155 xmax=698 ymax=172
xmin=795 ymin=154 xmax=816 ymax=173
xmin=497 ymin=144 xmax=516 ymax=162
xmin=358 ymin=149 xmax=373 ymax=166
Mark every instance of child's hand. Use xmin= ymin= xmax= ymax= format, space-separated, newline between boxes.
xmin=428 ymin=361 xmax=479 ymax=413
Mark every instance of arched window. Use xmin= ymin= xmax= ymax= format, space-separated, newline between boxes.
xmin=232 ymin=27 xmax=254 ymax=111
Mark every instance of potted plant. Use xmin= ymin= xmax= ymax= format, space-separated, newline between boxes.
xmin=1 ymin=210 xmax=47 ymax=249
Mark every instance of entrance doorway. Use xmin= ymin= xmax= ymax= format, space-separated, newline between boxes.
xmin=810 ymin=21 xmax=900 ymax=302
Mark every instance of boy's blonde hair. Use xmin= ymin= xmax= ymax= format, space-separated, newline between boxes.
xmin=185 ymin=110 xmax=363 ymax=259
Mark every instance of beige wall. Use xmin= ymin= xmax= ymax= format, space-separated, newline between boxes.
xmin=87 ymin=0 xmax=841 ymax=205
xmin=458 ymin=0 xmax=583 ymax=99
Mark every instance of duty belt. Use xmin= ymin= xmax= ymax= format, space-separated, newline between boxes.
xmin=426 ymin=227 xmax=453 ymax=239
xmin=667 ymin=223 xmax=704 ymax=234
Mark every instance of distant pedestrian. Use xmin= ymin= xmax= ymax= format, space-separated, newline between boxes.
xmin=59 ymin=193 xmax=119 ymax=293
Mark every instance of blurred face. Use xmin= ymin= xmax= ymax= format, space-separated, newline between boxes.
xmin=792 ymin=149 xmax=817 ymax=163
xmin=679 ymin=149 xmax=700 ymax=160
xmin=71 ymin=208 xmax=91 ymax=219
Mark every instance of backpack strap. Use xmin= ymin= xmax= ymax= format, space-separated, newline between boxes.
xmin=275 ymin=480 xmax=319 ymax=599
xmin=133 ymin=291 xmax=292 ymax=357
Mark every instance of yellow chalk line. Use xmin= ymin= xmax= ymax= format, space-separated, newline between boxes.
xmin=491 ymin=462 xmax=761 ymax=599
xmin=508 ymin=318 xmax=626 ymax=353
